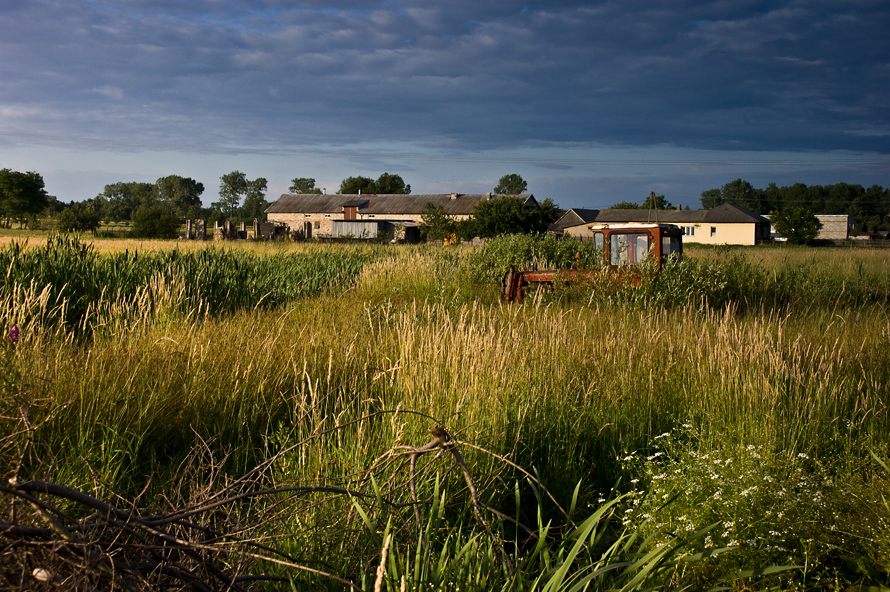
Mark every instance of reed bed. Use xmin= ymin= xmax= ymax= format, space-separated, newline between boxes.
xmin=1 ymin=236 xmax=889 ymax=589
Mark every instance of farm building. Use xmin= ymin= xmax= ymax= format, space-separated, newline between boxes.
xmin=265 ymin=193 xmax=538 ymax=240
xmin=763 ymin=214 xmax=855 ymax=241
xmin=550 ymin=204 xmax=772 ymax=246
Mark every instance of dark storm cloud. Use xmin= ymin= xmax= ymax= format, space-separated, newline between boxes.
xmin=1 ymin=0 xmax=887 ymax=154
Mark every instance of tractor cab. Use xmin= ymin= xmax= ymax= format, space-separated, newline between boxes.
xmin=501 ymin=224 xmax=683 ymax=302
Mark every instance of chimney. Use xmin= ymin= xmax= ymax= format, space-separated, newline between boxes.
xmin=486 ymin=192 xmax=492 ymax=199
xmin=450 ymin=193 xmax=458 ymax=200
xmin=676 ymin=204 xmax=681 ymax=211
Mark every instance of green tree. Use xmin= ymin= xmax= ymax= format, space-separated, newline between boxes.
xmin=214 ymin=171 xmax=248 ymax=218
xmin=57 ymin=202 xmax=101 ymax=235
xmin=155 ymin=175 xmax=204 ymax=219
xmin=419 ymin=203 xmax=455 ymax=242
xmin=130 ymin=205 xmax=181 ymax=238
xmin=374 ymin=172 xmax=410 ymax=194
xmin=99 ymin=182 xmax=156 ymax=222
xmin=771 ymin=207 xmax=822 ymax=245
xmin=289 ymin=177 xmax=322 ymax=194
xmin=611 ymin=200 xmax=642 ymax=209
xmin=238 ymin=178 xmax=269 ymax=222
xmin=493 ymin=174 xmax=528 ymax=195
xmin=338 ymin=176 xmax=376 ymax=194
xmin=642 ymin=192 xmax=673 ymax=210
xmin=0 ymin=169 xmax=49 ymax=228
xmin=700 ymin=188 xmax=723 ymax=209
xmin=537 ymin=197 xmax=562 ymax=227
xmin=722 ymin=179 xmax=765 ymax=213
xmin=471 ymin=196 xmax=546 ymax=237
xmin=337 ymin=173 xmax=411 ymax=195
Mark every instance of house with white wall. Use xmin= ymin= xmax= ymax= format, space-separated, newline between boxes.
xmin=550 ymin=204 xmax=772 ymax=246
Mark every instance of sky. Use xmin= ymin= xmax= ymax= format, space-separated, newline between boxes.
xmin=1 ymin=0 xmax=888 ymax=210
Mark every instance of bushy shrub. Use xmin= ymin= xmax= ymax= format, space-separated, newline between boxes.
xmin=130 ymin=205 xmax=181 ymax=239
xmin=468 ymin=234 xmax=602 ymax=283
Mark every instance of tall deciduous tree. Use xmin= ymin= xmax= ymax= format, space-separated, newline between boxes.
xmin=771 ymin=207 xmax=822 ymax=245
xmin=721 ymin=178 xmax=764 ymax=212
xmin=642 ymin=192 xmax=673 ymax=210
xmin=0 ymin=169 xmax=49 ymax=227
xmin=289 ymin=178 xmax=322 ymax=194
xmin=99 ymin=182 xmax=156 ymax=222
xmin=239 ymin=178 xmax=269 ymax=222
xmin=700 ymin=188 xmax=723 ymax=209
xmin=338 ymin=176 xmax=376 ymax=194
xmin=374 ymin=172 xmax=410 ymax=194
xmin=338 ymin=173 xmax=410 ymax=195
xmin=493 ymin=174 xmax=527 ymax=195
xmin=155 ymin=175 xmax=204 ymax=219
xmin=470 ymin=196 xmax=548 ymax=238
xmin=214 ymin=171 xmax=248 ymax=218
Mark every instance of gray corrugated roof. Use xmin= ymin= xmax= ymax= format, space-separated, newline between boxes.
xmin=266 ymin=193 xmax=536 ymax=216
xmin=558 ymin=203 xmax=770 ymax=226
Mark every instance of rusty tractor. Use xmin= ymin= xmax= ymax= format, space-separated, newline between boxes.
xmin=501 ymin=223 xmax=684 ymax=302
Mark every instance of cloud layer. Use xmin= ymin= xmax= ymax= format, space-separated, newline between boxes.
xmin=0 ymin=1 xmax=887 ymax=204
xmin=3 ymin=1 xmax=888 ymax=152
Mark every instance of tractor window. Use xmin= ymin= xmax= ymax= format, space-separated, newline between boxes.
xmin=662 ymin=235 xmax=681 ymax=256
xmin=610 ymin=233 xmax=649 ymax=266
xmin=594 ymin=232 xmax=604 ymax=250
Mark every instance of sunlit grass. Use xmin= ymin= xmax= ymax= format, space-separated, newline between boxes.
xmin=1 ymin=236 xmax=889 ymax=588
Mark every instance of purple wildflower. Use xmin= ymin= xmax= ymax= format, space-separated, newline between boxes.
xmin=8 ymin=326 xmax=19 ymax=343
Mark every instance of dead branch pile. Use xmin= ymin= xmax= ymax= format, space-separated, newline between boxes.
xmin=0 ymin=412 xmax=559 ymax=591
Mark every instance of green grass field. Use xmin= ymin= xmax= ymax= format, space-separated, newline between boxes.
xmin=1 ymin=234 xmax=888 ymax=590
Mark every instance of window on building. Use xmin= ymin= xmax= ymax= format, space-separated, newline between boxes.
xmin=683 ymin=226 xmax=695 ymax=236
xmin=324 ymin=214 xmax=331 ymax=219
xmin=710 ymin=227 xmax=717 ymax=237
xmin=368 ymin=214 xmax=375 ymax=218
xmin=313 ymin=222 xmax=320 ymax=229
xmin=304 ymin=214 xmax=311 ymax=218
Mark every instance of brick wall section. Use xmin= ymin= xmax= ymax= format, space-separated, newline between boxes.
xmin=816 ymin=216 xmax=849 ymax=240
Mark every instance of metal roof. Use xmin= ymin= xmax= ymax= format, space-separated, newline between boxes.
xmin=554 ymin=204 xmax=770 ymax=228
xmin=266 ymin=193 xmax=536 ymax=216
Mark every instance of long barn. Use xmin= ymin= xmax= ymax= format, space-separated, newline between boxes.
xmin=265 ymin=193 xmax=537 ymax=240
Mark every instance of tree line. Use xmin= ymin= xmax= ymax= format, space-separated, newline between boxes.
xmin=700 ymin=179 xmax=890 ymax=231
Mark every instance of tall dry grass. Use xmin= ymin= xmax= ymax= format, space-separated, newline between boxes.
xmin=1 ymin=237 xmax=889 ymax=587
